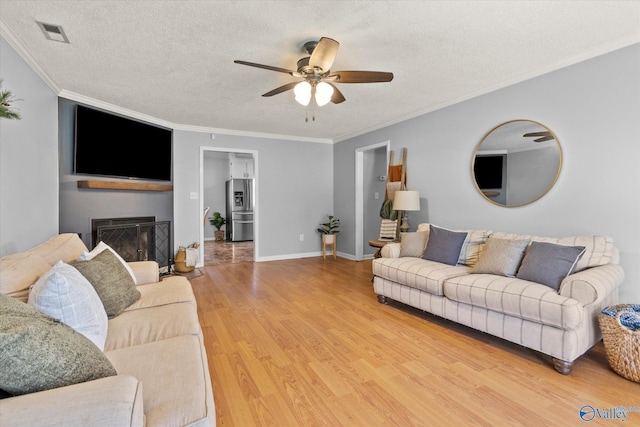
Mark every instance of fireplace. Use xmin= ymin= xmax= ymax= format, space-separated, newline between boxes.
xmin=91 ymin=217 xmax=171 ymax=270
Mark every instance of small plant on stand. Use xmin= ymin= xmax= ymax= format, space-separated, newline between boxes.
xmin=209 ymin=212 xmax=226 ymax=241
xmin=317 ymin=215 xmax=340 ymax=259
xmin=317 ymin=214 xmax=340 ymax=236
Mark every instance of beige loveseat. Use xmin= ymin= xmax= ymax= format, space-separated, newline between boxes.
xmin=372 ymin=224 xmax=624 ymax=374
xmin=0 ymin=234 xmax=215 ymax=426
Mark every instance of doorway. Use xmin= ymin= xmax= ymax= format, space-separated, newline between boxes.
xmin=200 ymin=147 xmax=259 ymax=265
xmin=354 ymin=141 xmax=390 ymax=261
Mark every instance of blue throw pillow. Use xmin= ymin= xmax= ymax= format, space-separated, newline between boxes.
xmin=422 ymin=225 xmax=468 ymax=266
xmin=516 ymin=241 xmax=586 ymax=291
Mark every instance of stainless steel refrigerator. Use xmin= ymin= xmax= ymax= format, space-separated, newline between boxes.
xmin=225 ymin=179 xmax=254 ymax=241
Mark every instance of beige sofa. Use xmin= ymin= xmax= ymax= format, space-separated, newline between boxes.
xmin=372 ymin=224 xmax=624 ymax=374
xmin=0 ymin=234 xmax=215 ymax=427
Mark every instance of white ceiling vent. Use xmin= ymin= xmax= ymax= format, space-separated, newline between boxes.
xmin=36 ymin=21 xmax=69 ymax=43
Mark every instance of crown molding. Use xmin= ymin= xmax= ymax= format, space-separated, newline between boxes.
xmin=0 ymin=18 xmax=60 ymax=93
xmin=173 ymin=123 xmax=333 ymax=144
xmin=333 ymin=35 xmax=640 ymax=143
xmin=59 ymin=89 xmax=333 ymax=144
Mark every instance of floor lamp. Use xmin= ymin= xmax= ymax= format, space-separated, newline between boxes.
xmin=393 ymin=190 xmax=421 ymax=233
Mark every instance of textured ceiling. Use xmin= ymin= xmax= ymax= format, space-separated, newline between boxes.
xmin=1 ymin=1 xmax=639 ymax=143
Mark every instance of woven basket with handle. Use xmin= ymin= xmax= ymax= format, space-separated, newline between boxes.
xmin=598 ymin=304 xmax=640 ymax=383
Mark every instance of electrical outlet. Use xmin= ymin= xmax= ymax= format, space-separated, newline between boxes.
xmin=299 ymin=234 xmax=304 ymax=241
xmin=189 ymin=192 xmax=198 ymax=200
xmin=374 ymin=191 xmax=380 ymax=200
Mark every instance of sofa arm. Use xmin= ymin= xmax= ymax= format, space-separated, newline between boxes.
xmin=559 ymin=264 xmax=624 ymax=306
xmin=0 ymin=375 xmax=144 ymax=427
xmin=128 ymin=261 xmax=159 ymax=285
xmin=380 ymin=242 xmax=401 ymax=258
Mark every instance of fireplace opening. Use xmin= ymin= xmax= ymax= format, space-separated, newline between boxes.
xmin=91 ymin=217 xmax=171 ymax=270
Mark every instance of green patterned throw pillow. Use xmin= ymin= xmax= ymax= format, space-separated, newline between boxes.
xmin=0 ymin=294 xmax=117 ymax=396
xmin=71 ymin=249 xmax=140 ymax=318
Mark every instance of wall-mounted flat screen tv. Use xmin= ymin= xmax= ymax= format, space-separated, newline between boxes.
xmin=474 ymin=155 xmax=504 ymax=189
xmin=74 ymin=105 xmax=172 ymax=181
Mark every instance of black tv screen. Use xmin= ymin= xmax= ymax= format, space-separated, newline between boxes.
xmin=474 ymin=155 xmax=504 ymax=189
xmin=74 ymin=105 xmax=172 ymax=181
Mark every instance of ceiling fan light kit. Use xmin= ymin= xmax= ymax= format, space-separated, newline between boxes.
xmin=234 ymin=36 xmax=393 ymax=120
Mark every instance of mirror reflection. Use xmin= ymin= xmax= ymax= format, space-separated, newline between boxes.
xmin=472 ymin=120 xmax=562 ymax=207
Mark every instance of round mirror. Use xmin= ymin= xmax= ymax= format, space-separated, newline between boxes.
xmin=472 ymin=120 xmax=562 ymax=207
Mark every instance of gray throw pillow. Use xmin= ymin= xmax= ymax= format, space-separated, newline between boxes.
xmin=471 ymin=238 xmax=530 ymax=277
xmin=71 ymin=249 xmax=140 ymax=318
xmin=423 ymin=225 xmax=468 ymax=265
xmin=516 ymin=241 xmax=586 ymax=290
xmin=0 ymin=294 xmax=117 ymax=396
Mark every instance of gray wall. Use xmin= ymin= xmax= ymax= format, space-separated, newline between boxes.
xmin=173 ymin=131 xmax=333 ymax=261
xmin=57 ymin=98 xmax=173 ymax=249
xmin=507 ymin=146 xmax=559 ymax=206
xmin=0 ymin=37 xmax=59 ymax=255
xmin=335 ymin=43 xmax=640 ymax=303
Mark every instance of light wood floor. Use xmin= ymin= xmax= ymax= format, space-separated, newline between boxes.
xmin=188 ymin=257 xmax=639 ymax=426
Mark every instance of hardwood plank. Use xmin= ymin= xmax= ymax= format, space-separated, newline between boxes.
xmin=190 ymin=257 xmax=640 ymax=426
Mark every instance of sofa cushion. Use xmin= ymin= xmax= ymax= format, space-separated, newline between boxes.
xmin=106 ymin=335 xmax=214 ymax=427
xmin=443 ymin=274 xmax=583 ymax=330
xmin=491 ymin=232 xmax=617 ymax=271
xmin=516 ymin=242 xmax=586 ymax=290
xmin=399 ymin=231 xmax=429 ymax=257
xmin=70 ymin=249 xmax=141 ymax=318
xmin=372 ymin=257 xmax=470 ymax=296
xmin=28 ymin=261 xmax=108 ymax=350
xmin=77 ymin=241 xmax=138 ymax=285
xmin=0 ymin=252 xmax=51 ymax=302
xmin=471 ymin=238 xmax=530 ymax=277
xmin=31 ymin=233 xmax=88 ymax=266
xmin=417 ymin=224 xmax=492 ymax=266
xmin=423 ymin=225 xmax=468 ymax=265
xmin=0 ymin=294 xmax=117 ymax=396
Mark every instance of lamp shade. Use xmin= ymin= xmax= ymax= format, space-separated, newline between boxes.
xmin=294 ymin=81 xmax=311 ymax=106
xmin=315 ymin=82 xmax=334 ymax=106
xmin=393 ymin=191 xmax=420 ymax=211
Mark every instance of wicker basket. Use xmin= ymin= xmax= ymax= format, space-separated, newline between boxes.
xmin=598 ymin=304 xmax=640 ymax=383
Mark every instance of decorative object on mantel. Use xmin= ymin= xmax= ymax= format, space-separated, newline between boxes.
xmin=77 ymin=180 xmax=173 ymax=192
xmin=209 ymin=211 xmax=227 ymax=241
xmin=0 ymin=79 xmax=21 ymax=120
xmin=393 ymin=190 xmax=421 ymax=232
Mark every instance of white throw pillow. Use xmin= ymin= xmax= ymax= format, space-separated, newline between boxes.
xmin=28 ymin=261 xmax=108 ymax=350
xmin=77 ymin=241 xmax=137 ymax=285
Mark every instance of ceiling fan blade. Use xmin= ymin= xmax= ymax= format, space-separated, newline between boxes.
xmin=234 ymin=60 xmax=295 ymax=75
xmin=329 ymin=70 xmax=394 ymax=83
xmin=523 ymin=131 xmax=552 ymax=138
xmin=309 ymin=37 xmax=339 ymax=72
xmin=327 ymin=83 xmax=346 ymax=104
xmin=262 ymin=82 xmax=299 ymax=97
xmin=534 ymin=136 xmax=555 ymax=142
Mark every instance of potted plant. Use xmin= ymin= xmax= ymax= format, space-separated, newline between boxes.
xmin=209 ymin=211 xmax=226 ymax=241
xmin=317 ymin=214 xmax=340 ymax=245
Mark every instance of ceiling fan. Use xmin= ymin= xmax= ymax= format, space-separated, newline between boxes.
xmin=523 ymin=131 xmax=555 ymax=142
xmin=234 ymin=37 xmax=393 ymax=112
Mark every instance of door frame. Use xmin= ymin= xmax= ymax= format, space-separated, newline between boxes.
xmin=354 ymin=140 xmax=390 ymax=261
xmin=199 ymin=146 xmax=259 ymax=262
